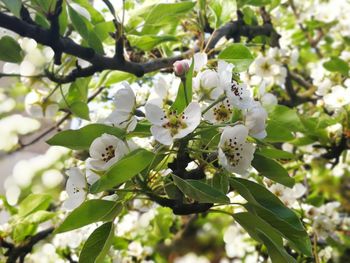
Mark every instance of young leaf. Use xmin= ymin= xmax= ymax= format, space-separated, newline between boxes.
xmin=139 ymin=2 xmax=196 ymax=34
xmin=128 ymin=35 xmax=178 ymax=51
xmin=229 ymin=178 xmax=312 ymax=256
xmin=0 ymin=36 xmax=23 ymax=63
xmin=90 ymin=149 xmax=155 ymax=193
xmin=18 ymin=194 xmax=52 ymax=217
xmin=69 ymin=101 xmax=90 ymax=120
xmin=255 ymin=147 xmax=295 ymax=159
xmin=257 ymin=230 xmax=297 ymax=263
xmin=79 ymin=222 xmax=114 ymax=263
xmin=323 ymin=57 xmax=349 ymax=76
xmin=1 ymin=0 xmax=22 ymax=17
xmin=264 ymin=120 xmax=295 ymax=142
xmin=56 ymin=200 xmax=121 ymax=233
xmin=268 ymin=105 xmax=304 ymax=132
xmin=68 ymin=5 xmax=104 ymax=54
xmin=218 ymin=43 xmax=254 ymax=71
xmin=252 ymin=154 xmax=295 ymax=188
xmin=47 ymin=124 xmax=125 ymax=150
xmin=233 ymin=212 xmax=283 ymax=248
xmin=172 ymin=174 xmax=230 ymax=204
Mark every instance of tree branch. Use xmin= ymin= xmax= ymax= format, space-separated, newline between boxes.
xmin=4 ymin=227 xmax=54 ymax=263
xmin=0 ymin=10 xmax=276 ymax=84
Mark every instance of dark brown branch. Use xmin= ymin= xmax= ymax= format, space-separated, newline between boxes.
xmin=147 ymin=192 xmax=213 ymax=215
xmin=4 ymin=228 xmax=54 ymax=263
xmin=47 ymin=0 xmax=64 ymax=65
xmin=205 ymin=10 xmax=279 ymax=51
xmin=0 ymin=11 xmax=276 ymax=84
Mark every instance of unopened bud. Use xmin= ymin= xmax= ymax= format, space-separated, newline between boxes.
xmin=173 ymin=60 xmax=190 ymax=77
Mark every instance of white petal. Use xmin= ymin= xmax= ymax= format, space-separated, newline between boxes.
xmin=44 ymin=104 xmax=59 ymax=118
xmin=114 ymin=83 xmax=136 ymax=112
xmin=145 ymin=103 xmax=167 ymax=126
xmin=219 ymin=125 xmax=249 ymax=147
xmin=63 ymin=195 xmax=85 ymax=210
xmin=193 ymin=52 xmax=208 ymax=72
xmin=154 ymin=77 xmax=168 ymax=99
xmin=179 ymin=102 xmax=201 ymax=134
xmin=105 ymin=110 xmax=130 ymax=126
xmin=126 ymin=117 xmax=138 ymax=132
xmin=20 ymin=61 xmax=36 ymax=76
xmin=66 ymin=168 xmax=86 ymax=194
xmin=151 ymin=126 xmax=173 ymax=145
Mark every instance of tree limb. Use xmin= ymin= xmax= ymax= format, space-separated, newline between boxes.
xmin=3 ymin=227 xmax=54 ymax=263
xmin=0 ymin=10 xmax=277 ymax=84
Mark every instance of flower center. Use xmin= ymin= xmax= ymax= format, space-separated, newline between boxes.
xmin=101 ymin=145 xmax=115 ymax=163
xmin=162 ymin=111 xmax=187 ymax=136
xmin=222 ymin=137 xmax=244 ymax=167
xmin=213 ymin=100 xmax=232 ymax=122
xmin=262 ymin=62 xmax=271 ymax=71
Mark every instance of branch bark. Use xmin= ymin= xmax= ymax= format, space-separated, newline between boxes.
xmin=3 ymin=228 xmax=54 ymax=263
xmin=0 ymin=10 xmax=276 ymax=83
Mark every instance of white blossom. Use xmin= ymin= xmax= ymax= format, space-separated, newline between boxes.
xmin=105 ymin=82 xmax=138 ymax=132
xmin=63 ymin=168 xmax=87 ymax=210
xmin=87 ymin=133 xmax=129 ymax=171
xmin=323 ymin=85 xmax=350 ymax=110
xmin=226 ymin=81 xmax=253 ymax=110
xmin=244 ymin=102 xmax=268 ymax=139
xmin=218 ymin=125 xmax=255 ymax=174
xmin=145 ymin=102 xmax=201 ymax=145
xmin=203 ymin=98 xmax=233 ymax=124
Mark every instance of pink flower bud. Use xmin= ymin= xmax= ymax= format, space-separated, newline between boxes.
xmin=173 ymin=60 xmax=190 ymax=77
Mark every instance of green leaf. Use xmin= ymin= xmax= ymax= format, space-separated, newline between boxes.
xmin=18 ymin=194 xmax=52 ymax=217
xmin=13 ymin=222 xmax=37 ymax=242
xmin=70 ymin=101 xmax=90 ymax=120
xmin=172 ymin=59 xmax=194 ymax=113
xmin=0 ymin=36 xmax=23 ymax=63
xmin=264 ymin=120 xmax=295 ymax=142
xmin=212 ymin=173 xmax=229 ymax=194
xmin=252 ymin=154 xmax=295 ymax=188
xmin=128 ymin=35 xmax=178 ymax=51
xmin=25 ymin=211 xmax=55 ymax=224
xmin=237 ymin=0 xmax=271 ymax=7
xmin=127 ymin=121 xmax=151 ymax=138
xmin=31 ymin=0 xmax=56 ymax=14
xmin=56 ymin=200 xmax=120 ymax=233
xmin=91 ymin=149 xmax=155 ymax=193
xmin=1 ymin=0 xmax=22 ymax=17
xmin=256 ymin=148 xmax=295 ymax=159
xmin=218 ymin=43 xmax=254 ymax=71
xmin=233 ymin=212 xmax=283 ymax=247
xmin=68 ymin=5 xmax=104 ymax=54
xmin=229 ymin=178 xmax=312 ymax=256
xmin=72 ymin=0 xmax=105 ymax=24
xmin=172 ymin=174 xmax=230 ymax=204
xmin=268 ymin=105 xmax=303 ymax=132
xmin=47 ymin=124 xmax=125 ymax=150
xmin=139 ymin=2 xmax=196 ymax=34
xmin=323 ymin=57 xmax=349 ymax=76
xmin=104 ymin=71 xmax=135 ymax=86
xmin=94 ymin=21 xmax=115 ymax=42
xmin=257 ymin=230 xmax=297 ymax=263
xmin=79 ymin=222 xmax=114 ymax=263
